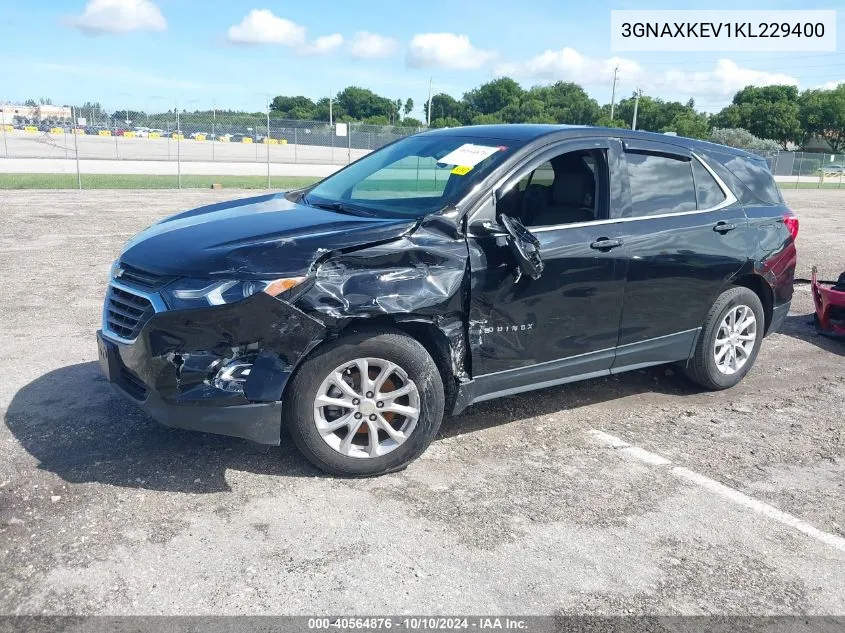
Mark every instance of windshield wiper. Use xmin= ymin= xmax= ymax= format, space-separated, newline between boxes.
xmin=303 ymin=195 xmax=371 ymax=217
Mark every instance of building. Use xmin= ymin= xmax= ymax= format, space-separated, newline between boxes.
xmin=0 ymin=104 xmax=72 ymax=125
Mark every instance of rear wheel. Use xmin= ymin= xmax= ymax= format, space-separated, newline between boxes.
xmin=684 ymin=286 xmax=765 ymax=390
xmin=285 ymin=329 xmax=444 ymax=477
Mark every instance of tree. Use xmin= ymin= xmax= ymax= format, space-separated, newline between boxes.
xmin=463 ymin=78 xmax=525 ymax=117
xmin=403 ymin=98 xmax=414 ymax=117
xmin=799 ymin=86 xmax=845 ymax=152
xmin=662 ymin=111 xmax=709 ymax=139
xmin=709 ymin=128 xmax=780 ymax=151
xmin=527 ymin=82 xmax=600 ymax=124
xmin=335 ymin=86 xmax=394 ymax=121
xmin=470 ymin=113 xmax=504 ymax=125
xmin=270 ymin=95 xmax=317 ymax=120
xmin=24 ymin=99 xmax=37 ymax=107
xmin=424 ymin=93 xmax=464 ymax=124
xmin=430 ymin=116 xmax=462 ymax=128
xmin=595 ymin=115 xmax=628 ymax=129
xmin=313 ymin=97 xmax=341 ymax=122
xmin=713 ymin=85 xmax=801 ymax=149
xmin=401 ymin=117 xmax=423 ymax=128
xmin=614 ymin=94 xmax=693 ymax=133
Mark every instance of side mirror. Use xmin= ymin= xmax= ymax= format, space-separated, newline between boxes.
xmin=499 ymin=215 xmax=544 ymax=280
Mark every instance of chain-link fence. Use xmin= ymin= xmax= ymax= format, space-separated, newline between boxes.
xmin=4 ymin=113 xmax=845 ymax=191
xmin=753 ymin=150 xmax=845 ymax=189
xmin=0 ymin=111 xmax=421 ymax=189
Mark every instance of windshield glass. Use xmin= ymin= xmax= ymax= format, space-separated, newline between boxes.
xmin=305 ymin=134 xmax=518 ymax=218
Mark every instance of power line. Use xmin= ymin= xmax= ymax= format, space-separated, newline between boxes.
xmin=633 ymin=52 xmax=842 ymax=67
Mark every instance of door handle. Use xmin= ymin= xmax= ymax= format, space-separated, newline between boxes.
xmin=590 ymin=237 xmax=623 ymax=251
xmin=713 ymin=221 xmax=737 ymax=233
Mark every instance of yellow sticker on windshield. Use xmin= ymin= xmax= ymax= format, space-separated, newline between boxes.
xmin=451 ymin=165 xmax=473 ymax=175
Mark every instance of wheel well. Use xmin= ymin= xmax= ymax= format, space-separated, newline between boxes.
xmin=335 ymin=317 xmax=459 ymax=412
xmin=732 ymin=274 xmax=774 ymax=333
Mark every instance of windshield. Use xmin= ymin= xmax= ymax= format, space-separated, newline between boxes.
xmin=305 ymin=134 xmax=518 ymax=218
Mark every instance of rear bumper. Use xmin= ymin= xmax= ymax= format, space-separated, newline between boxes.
xmin=812 ymin=268 xmax=845 ymax=338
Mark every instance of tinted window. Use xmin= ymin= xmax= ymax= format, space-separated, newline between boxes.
xmin=506 ymin=150 xmax=606 ymax=227
xmin=626 ymin=152 xmax=697 ymax=217
xmin=721 ymin=155 xmax=782 ymax=204
xmin=692 ymin=158 xmax=727 ymax=209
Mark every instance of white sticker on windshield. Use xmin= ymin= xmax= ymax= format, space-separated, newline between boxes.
xmin=438 ymin=144 xmax=501 ymax=168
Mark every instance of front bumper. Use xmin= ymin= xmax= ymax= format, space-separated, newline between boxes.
xmin=97 ymin=290 xmax=325 ymax=445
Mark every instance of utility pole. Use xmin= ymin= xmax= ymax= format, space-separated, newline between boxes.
xmin=609 ymin=66 xmax=619 ymax=121
xmin=632 ymin=88 xmax=642 ymax=131
xmin=266 ymin=95 xmax=271 ymax=190
xmin=71 ymin=106 xmax=81 ymax=190
xmin=427 ymin=77 xmax=433 ymax=127
xmin=176 ymin=102 xmax=181 ymax=189
xmin=329 ymin=88 xmax=333 ymax=128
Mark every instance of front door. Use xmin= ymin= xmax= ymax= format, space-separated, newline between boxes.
xmin=465 ymin=139 xmax=628 ymax=399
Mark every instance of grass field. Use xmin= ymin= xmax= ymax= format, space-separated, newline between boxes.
xmin=787 ymin=181 xmax=845 ymax=189
xmin=0 ymin=174 xmax=322 ymax=190
xmin=3 ymin=172 xmax=845 ymax=193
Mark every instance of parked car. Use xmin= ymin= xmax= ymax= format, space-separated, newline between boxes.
xmin=97 ymin=125 xmax=797 ymax=476
xmin=230 ymin=133 xmax=252 ymax=143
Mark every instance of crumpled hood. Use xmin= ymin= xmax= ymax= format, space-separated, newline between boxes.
xmin=119 ymin=192 xmax=418 ymax=278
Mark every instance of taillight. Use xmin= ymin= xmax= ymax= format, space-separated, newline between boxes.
xmin=784 ymin=212 xmax=799 ymax=240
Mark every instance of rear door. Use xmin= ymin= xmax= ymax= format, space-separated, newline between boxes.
xmin=612 ymin=139 xmax=748 ymax=370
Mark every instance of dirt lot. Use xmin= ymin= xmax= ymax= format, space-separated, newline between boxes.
xmin=0 ymin=189 xmax=843 ymax=616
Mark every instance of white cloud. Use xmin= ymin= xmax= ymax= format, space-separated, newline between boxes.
xmin=495 ymin=48 xmax=642 ymax=85
xmin=496 ymin=48 xmax=799 ymax=100
xmin=347 ymin=32 xmax=398 ymax=59
xmin=227 ymin=9 xmax=306 ymax=46
xmin=814 ymin=80 xmax=844 ymax=90
xmin=655 ymin=60 xmax=798 ymax=97
xmin=299 ymin=33 xmax=343 ymax=55
xmin=66 ymin=0 xmax=166 ymax=34
xmin=406 ymin=33 xmax=496 ymax=70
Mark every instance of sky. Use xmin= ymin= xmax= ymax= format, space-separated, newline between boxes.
xmin=1 ymin=0 xmax=844 ymax=119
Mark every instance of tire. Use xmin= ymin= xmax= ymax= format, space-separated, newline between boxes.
xmin=284 ymin=328 xmax=445 ymax=477
xmin=683 ymin=286 xmax=765 ymax=390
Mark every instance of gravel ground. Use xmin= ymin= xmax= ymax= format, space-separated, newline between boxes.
xmin=0 ymin=189 xmax=843 ymax=616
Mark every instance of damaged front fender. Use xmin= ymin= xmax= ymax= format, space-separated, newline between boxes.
xmin=292 ymin=223 xmax=473 ymax=388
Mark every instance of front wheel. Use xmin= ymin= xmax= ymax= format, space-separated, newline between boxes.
xmin=284 ymin=329 xmax=445 ymax=477
xmin=684 ymin=286 xmax=765 ymax=390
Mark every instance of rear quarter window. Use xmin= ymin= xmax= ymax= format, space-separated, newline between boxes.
xmin=716 ymin=154 xmax=783 ymax=205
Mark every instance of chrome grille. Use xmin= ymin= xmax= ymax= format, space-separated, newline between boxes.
xmin=105 ymin=285 xmax=155 ymax=341
xmin=116 ymin=263 xmax=176 ymax=290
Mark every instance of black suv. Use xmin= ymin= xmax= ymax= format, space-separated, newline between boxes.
xmin=97 ymin=125 xmax=797 ymax=476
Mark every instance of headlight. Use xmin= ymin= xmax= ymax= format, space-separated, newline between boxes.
xmin=162 ymin=276 xmax=306 ymax=310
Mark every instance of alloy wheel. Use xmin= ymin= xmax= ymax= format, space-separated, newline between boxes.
xmin=713 ymin=304 xmax=757 ymax=375
xmin=313 ymin=357 xmax=421 ymax=459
